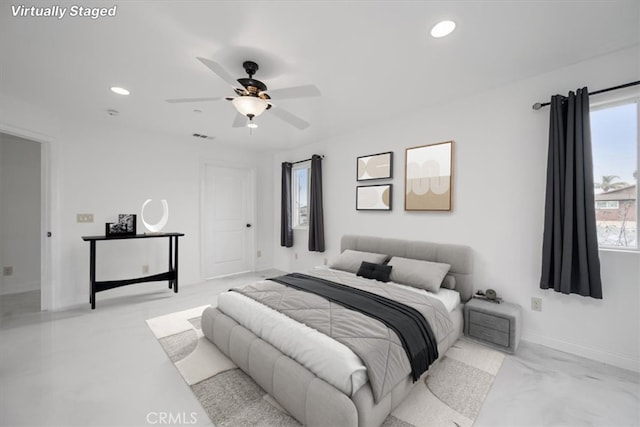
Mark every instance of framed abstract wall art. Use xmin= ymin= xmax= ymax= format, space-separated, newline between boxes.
xmin=405 ymin=141 xmax=454 ymax=211
xmin=357 ymin=151 xmax=393 ymax=181
xmin=356 ymin=184 xmax=392 ymax=211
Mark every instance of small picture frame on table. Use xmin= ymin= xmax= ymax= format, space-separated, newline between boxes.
xmin=105 ymin=214 xmax=137 ymax=237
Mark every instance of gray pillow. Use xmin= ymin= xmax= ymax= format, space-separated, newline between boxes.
xmin=387 ymin=257 xmax=451 ymax=293
xmin=330 ymin=250 xmax=388 ymax=274
xmin=441 ymin=275 xmax=456 ymax=290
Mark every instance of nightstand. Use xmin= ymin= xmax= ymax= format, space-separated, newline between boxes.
xmin=464 ymin=298 xmax=522 ymax=353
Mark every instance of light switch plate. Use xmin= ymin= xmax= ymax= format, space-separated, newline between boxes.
xmin=77 ymin=213 xmax=94 ymax=223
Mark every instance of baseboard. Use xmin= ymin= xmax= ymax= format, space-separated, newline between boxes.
xmin=522 ymin=332 xmax=640 ymax=373
xmin=0 ymin=281 xmax=40 ymax=296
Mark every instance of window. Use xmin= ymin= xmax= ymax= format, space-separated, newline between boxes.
xmin=595 ymin=201 xmax=619 ymax=210
xmin=591 ymin=99 xmax=639 ymax=249
xmin=292 ymin=162 xmax=310 ymax=229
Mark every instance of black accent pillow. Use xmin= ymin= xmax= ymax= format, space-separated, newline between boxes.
xmin=356 ymin=261 xmax=392 ymax=282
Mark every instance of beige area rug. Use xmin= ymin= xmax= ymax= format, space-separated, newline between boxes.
xmin=146 ymin=306 xmax=505 ymax=427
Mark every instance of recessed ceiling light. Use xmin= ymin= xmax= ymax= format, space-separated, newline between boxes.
xmin=110 ymin=86 xmax=130 ymax=95
xmin=430 ymin=20 xmax=456 ymax=38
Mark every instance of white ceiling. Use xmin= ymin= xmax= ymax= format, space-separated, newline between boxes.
xmin=1 ymin=1 xmax=638 ymax=150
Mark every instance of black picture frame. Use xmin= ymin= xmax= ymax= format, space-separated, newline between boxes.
xmin=356 ymin=151 xmax=393 ymax=181
xmin=105 ymin=214 xmax=137 ymax=237
xmin=118 ymin=214 xmax=137 ymax=234
xmin=356 ymin=184 xmax=392 ymax=211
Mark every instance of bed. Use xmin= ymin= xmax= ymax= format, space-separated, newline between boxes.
xmin=201 ymin=235 xmax=473 ymax=427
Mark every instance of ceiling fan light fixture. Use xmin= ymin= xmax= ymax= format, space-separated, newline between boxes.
xmin=430 ymin=20 xmax=456 ymax=38
xmin=246 ymin=114 xmax=259 ymax=129
xmin=232 ymin=96 xmax=268 ymax=117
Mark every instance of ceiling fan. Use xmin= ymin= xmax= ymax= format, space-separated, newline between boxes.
xmin=166 ymin=57 xmax=321 ymax=130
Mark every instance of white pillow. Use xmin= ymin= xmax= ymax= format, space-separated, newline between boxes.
xmin=387 ymin=257 xmax=451 ymax=293
xmin=330 ymin=250 xmax=388 ymax=274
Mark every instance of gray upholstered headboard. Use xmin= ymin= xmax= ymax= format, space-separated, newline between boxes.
xmin=341 ymin=234 xmax=474 ymax=302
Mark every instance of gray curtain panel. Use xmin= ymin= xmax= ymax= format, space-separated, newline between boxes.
xmin=281 ymin=162 xmax=293 ymax=247
xmin=308 ymin=154 xmax=325 ymax=252
xmin=540 ymin=88 xmax=603 ymax=299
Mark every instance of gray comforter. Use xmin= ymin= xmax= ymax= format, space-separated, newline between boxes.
xmin=232 ymin=267 xmax=455 ymax=402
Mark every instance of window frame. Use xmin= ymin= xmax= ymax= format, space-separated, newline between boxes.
xmin=590 ymin=95 xmax=639 ymax=252
xmin=595 ymin=201 xmax=620 ymax=210
xmin=292 ymin=161 xmax=311 ymax=230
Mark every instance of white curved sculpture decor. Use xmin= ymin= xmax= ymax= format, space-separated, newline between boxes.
xmin=141 ymin=199 xmax=169 ymax=233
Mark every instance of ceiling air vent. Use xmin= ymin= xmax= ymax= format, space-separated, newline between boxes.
xmin=192 ymin=133 xmax=214 ymax=140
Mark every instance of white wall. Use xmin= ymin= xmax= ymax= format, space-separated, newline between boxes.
xmin=0 ymin=133 xmax=41 ymax=295
xmin=272 ymin=46 xmax=640 ymax=371
xmin=0 ymin=41 xmax=636 ymax=371
xmin=0 ymin=95 xmax=274 ymax=309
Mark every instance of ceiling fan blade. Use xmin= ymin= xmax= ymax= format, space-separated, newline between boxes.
xmin=232 ymin=112 xmax=246 ymax=128
xmin=270 ymin=106 xmax=310 ymax=130
xmin=196 ymin=57 xmax=239 ymax=87
xmin=267 ymin=85 xmax=321 ymax=100
xmin=165 ymin=96 xmax=222 ymax=104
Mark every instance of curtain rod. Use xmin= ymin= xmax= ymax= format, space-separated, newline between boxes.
xmin=532 ymin=80 xmax=640 ymax=110
xmin=291 ymin=155 xmax=324 ymax=165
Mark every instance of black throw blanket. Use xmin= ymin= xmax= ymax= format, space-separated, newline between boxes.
xmin=268 ymin=273 xmax=438 ymax=381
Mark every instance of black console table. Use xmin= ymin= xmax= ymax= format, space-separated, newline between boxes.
xmin=81 ymin=232 xmax=184 ymax=309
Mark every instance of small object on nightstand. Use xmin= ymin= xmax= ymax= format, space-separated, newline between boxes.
xmin=464 ymin=297 xmax=521 ymax=353
xmin=473 ymin=289 xmax=503 ymax=303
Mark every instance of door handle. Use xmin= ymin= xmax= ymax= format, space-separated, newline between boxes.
xmin=246 ymin=224 xmax=252 ymax=228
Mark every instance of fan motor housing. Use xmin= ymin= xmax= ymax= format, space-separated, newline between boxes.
xmin=237 ymin=78 xmax=267 ymax=93
xmin=238 ymin=61 xmax=267 ymax=93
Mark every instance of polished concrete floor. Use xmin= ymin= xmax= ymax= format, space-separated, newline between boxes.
xmin=476 ymin=341 xmax=639 ymax=427
xmin=1 ymin=273 xmax=638 ymax=427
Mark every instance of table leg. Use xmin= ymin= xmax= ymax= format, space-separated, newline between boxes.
xmin=168 ymin=236 xmax=174 ymax=289
xmin=174 ymin=236 xmax=179 ymax=293
xmin=90 ymin=240 xmax=96 ymax=309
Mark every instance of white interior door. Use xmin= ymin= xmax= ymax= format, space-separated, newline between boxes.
xmin=202 ymin=164 xmax=255 ymax=278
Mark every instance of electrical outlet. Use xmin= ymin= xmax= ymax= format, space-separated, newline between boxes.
xmin=77 ymin=213 xmax=94 ymax=223
xmin=531 ymin=297 xmax=542 ymax=312
xmin=257 ymin=250 xmax=262 ymax=258
xmin=142 ymin=265 xmax=149 ymax=274
xmin=324 ymin=258 xmax=328 ymax=265
xmin=294 ymin=252 xmax=298 ymax=260
xmin=3 ymin=266 xmax=13 ymax=276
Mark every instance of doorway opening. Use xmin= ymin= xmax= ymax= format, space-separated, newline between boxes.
xmin=0 ymin=132 xmax=44 ymax=315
